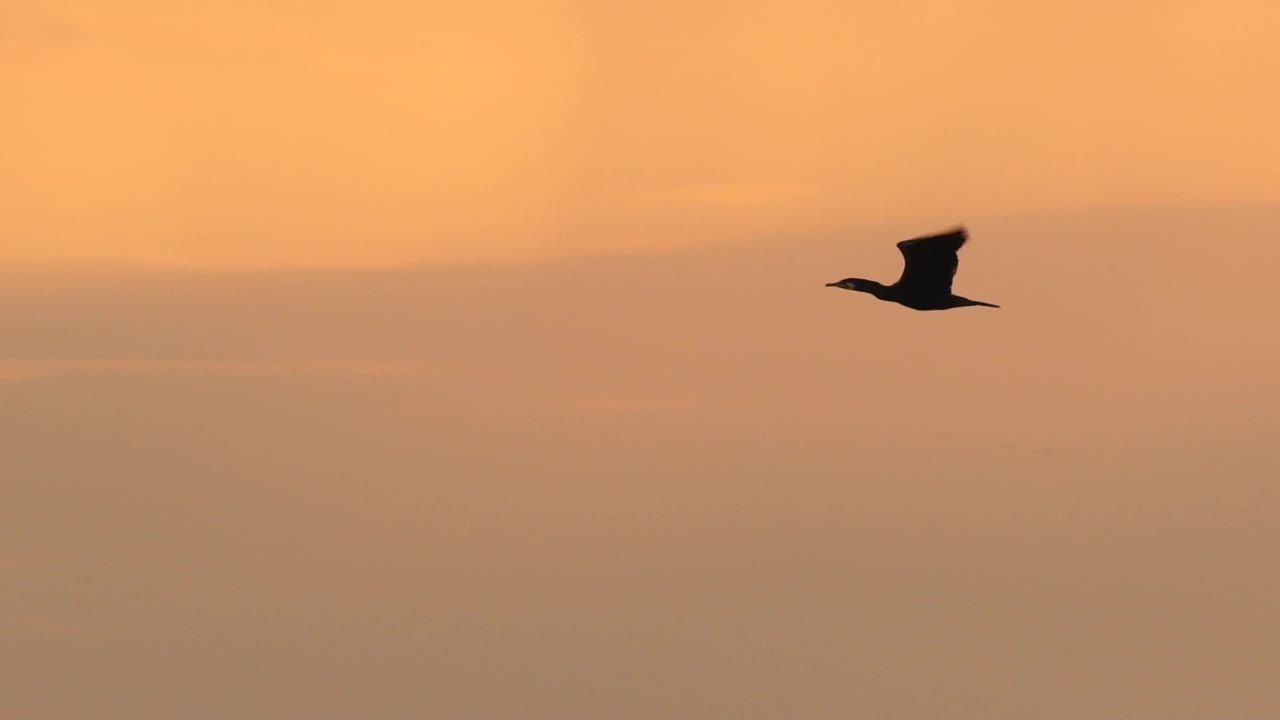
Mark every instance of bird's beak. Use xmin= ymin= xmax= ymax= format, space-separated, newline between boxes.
xmin=824 ymin=282 xmax=837 ymax=287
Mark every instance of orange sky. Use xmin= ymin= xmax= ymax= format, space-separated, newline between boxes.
xmin=4 ymin=4 xmax=1280 ymax=719
xmin=5 ymin=209 xmax=1280 ymax=718
xmin=6 ymin=0 xmax=1279 ymax=266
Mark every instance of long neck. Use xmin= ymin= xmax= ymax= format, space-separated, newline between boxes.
xmin=858 ymin=280 xmax=892 ymax=299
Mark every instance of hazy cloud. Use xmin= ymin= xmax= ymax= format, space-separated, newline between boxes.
xmin=559 ymin=392 xmax=702 ymax=416
xmin=0 ymin=357 xmax=440 ymax=382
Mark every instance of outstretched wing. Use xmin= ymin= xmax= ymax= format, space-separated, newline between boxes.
xmin=895 ymin=227 xmax=967 ymax=294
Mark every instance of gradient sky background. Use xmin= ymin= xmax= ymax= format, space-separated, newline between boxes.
xmin=4 ymin=1 xmax=1280 ymax=718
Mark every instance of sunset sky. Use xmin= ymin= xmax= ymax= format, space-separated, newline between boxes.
xmin=4 ymin=2 xmax=1280 ymax=718
xmin=7 ymin=0 xmax=1279 ymax=266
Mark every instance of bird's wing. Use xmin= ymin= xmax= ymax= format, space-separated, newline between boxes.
xmin=895 ymin=227 xmax=968 ymax=294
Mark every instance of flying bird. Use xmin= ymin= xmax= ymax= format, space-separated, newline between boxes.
xmin=825 ymin=226 xmax=999 ymax=310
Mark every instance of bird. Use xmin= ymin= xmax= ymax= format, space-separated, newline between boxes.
xmin=825 ymin=226 xmax=999 ymax=311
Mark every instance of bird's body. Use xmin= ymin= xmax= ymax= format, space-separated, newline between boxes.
xmin=826 ymin=227 xmax=999 ymax=311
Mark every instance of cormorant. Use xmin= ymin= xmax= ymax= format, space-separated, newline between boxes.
xmin=825 ymin=226 xmax=999 ymax=310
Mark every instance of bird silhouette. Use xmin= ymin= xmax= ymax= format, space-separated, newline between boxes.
xmin=825 ymin=226 xmax=999 ymax=310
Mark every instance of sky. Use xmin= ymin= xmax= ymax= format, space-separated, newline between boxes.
xmin=4 ymin=1 xmax=1280 ymax=718
xmin=6 ymin=0 xmax=1279 ymax=266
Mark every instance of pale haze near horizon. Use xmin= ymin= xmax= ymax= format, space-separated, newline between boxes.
xmin=4 ymin=1 xmax=1280 ymax=718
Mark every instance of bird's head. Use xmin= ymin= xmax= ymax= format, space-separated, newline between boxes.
xmin=825 ymin=277 xmax=874 ymax=292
